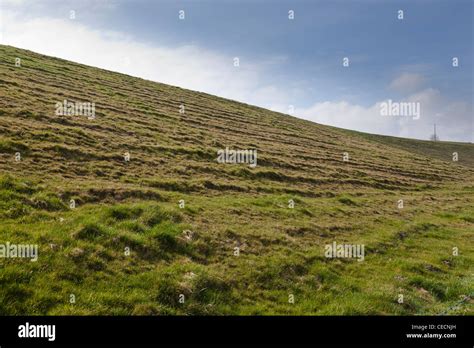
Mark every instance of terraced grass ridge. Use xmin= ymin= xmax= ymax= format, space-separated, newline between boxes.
xmin=0 ymin=44 xmax=473 ymax=315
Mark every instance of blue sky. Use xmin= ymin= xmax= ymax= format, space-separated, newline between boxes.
xmin=1 ymin=0 xmax=473 ymax=141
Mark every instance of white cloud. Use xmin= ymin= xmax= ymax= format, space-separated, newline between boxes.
xmin=389 ymin=73 xmax=425 ymax=94
xmin=297 ymin=88 xmax=473 ymax=142
xmin=1 ymin=0 xmax=27 ymax=4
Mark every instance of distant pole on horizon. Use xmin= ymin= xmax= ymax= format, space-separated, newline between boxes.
xmin=434 ymin=123 xmax=437 ymax=142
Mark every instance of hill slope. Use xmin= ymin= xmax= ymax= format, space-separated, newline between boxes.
xmin=0 ymin=45 xmax=473 ymax=315
xmin=344 ymin=129 xmax=474 ymax=169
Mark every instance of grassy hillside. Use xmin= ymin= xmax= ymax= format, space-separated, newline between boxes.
xmin=0 ymin=44 xmax=473 ymax=315
xmin=344 ymin=129 xmax=474 ymax=169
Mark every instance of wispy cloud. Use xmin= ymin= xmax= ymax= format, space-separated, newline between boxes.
xmin=389 ymin=73 xmax=425 ymax=94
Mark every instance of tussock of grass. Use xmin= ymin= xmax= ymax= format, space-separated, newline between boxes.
xmin=337 ymin=195 xmax=358 ymax=206
xmin=107 ymin=205 xmax=143 ymax=221
xmin=73 ymin=223 xmax=108 ymax=241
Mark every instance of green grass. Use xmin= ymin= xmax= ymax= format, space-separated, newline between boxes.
xmin=0 ymin=44 xmax=473 ymax=315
